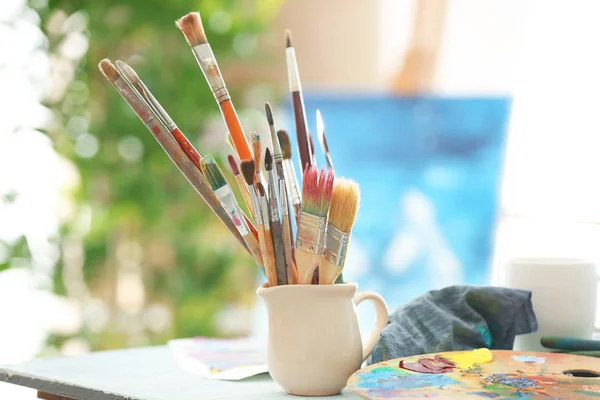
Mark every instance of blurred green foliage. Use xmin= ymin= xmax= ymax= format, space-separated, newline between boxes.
xmin=33 ymin=0 xmax=282 ymax=351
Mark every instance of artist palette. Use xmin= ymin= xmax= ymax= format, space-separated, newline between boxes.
xmin=347 ymin=350 xmax=600 ymax=399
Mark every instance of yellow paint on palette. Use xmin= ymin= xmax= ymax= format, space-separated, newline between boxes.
xmin=444 ymin=348 xmax=493 ymax=369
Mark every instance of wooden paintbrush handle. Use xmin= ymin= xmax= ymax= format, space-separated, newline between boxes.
xmin=220 ymin=100 xmax=252 ymax=160
xmin=262 ymin=229 xmax=278 ymax=286
xmin=243 ymin=232 xmax=264 ymax=274
xmin=270 ymin=220 xmax=288 ymax=285
xmin=292 ymin=91 xmax=312 ymax=171
xmin=296 ymin=249 xmax=317 ymax=285
xmin=318 ymin=258 xmax=342 ymax=285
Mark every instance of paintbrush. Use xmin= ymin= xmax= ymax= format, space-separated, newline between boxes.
xmin=277 ymin=129 xmax=302 ymax=221
xmin=115 ymin=60 xmax=201 ymax=170
xmin=295 ymin=166 xmax=334 ymax=284
xmin=319 ymin=178 xmax=360 ymax=284
xmin=176 ymin=12 xmax=252 ymax=161
xmin=201 ymin=155 xmax=264 ymax=269
xmin=266 ymin=104 xmax=296 ymax=284
xmin=541 ymin=336 xmax=600 ymax=351
xmin=227 ymin=154 xmax=254 ymax=218
xmin=264 ymin=148 xmax=288 ymax=285
xmin=316 ymin=109 xmax=334 ymax=172
xmin=241 ymin=160 xmax=277 ymax=286
xmin=285 ymin=29 xmax=312 ymax=172
xmin=251 ymin=132 xmax=268 ymax=185
xmin=115 ymin=60 xmax=258 ymax=241
xmin=309 ymin=133 xmax=317 ymax=167
xmin=99 ymin=59 xmax=250 ymax=254
xmin=257 ymin=182 xmax=278 ymax=286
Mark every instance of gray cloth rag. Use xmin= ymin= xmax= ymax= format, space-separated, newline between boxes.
xmin=368 ymin=285 xmax=537 ymax=365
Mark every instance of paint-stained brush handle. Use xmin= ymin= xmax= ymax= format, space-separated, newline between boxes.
xmin=541 ymin=336 xmax=600 ymax=351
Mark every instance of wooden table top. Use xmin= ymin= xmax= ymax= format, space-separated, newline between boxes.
xmin=0 ymin=346 xmax=359 ymax=400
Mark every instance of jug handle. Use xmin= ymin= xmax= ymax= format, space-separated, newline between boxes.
xmin=354 ymin=291 xmax=389 ymax=362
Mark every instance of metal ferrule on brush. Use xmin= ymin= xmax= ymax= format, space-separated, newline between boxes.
xmin=279 ymin=178 xmax=289 ymax=216
xmin=324 ymin=225 xmax=351 ymax=267
xmin=113 ymin=78 xmax=163 ymax=133
xmin=283 ymin=161 xmax=302 ymax=205
xmin=192 ymin=44 xmax=231 ymax=103
xmin=214 ymin=186 xmax=249 ymax=236
xmin=296 ymin=212 xmax=326 ymax=255
xmin=134 ymin=81 xmax=177 ymax=132
xmin=267 ymin=171 xmax=280 ymax=223
xmin=248 ymin=189 xmax=263 ymax=225
xmin=286 ymin=47 xmax=302 ymax=93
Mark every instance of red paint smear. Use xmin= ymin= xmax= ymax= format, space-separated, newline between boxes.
xmin=399 ymin=355 xmax=456 ymax=374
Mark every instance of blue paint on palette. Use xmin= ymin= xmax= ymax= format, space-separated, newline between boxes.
xmin=357 ymin=368 xmax=460 ymax=390
xmin=285 ymin=94 xmax=511 ymax=314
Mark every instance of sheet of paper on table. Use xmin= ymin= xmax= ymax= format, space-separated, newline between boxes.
xmin=168 ymin=337 xmax=268 ymax=380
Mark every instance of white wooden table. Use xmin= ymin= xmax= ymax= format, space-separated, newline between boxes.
xmin=0 ymin=346 xmax=359 ymax=400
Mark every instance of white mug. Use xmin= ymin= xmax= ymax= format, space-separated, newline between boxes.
xmin=256 ymin=283 xmax=388 ymax=396
xmin=501 ymin=258 xmax=598 ymax=351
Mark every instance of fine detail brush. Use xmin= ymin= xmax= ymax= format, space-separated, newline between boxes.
xmin=257 ymin=182 xmax=278 ymax=286
xmin=295 ymin=166 xmax=334 ymax=284
xmin=309 ymin=133 xmax=317 ymax=167
xmin=266 ymin=104 xmax=296 ymax=284
xmin=265 ymin=148 xmax=288 ymax=285
xmin=277 ymin=129 xmax=302 ymax=221
xmin=251 ymin=132 xmax=266 ymax=184
xmin=115 ymin=60 xmax=258 ymax=240
xmin=176 ymin=12 xmax=252 ymax=160
xmin=99 ymin=59 xmax=250 ymax=254
xmin=319 ymin=178 xmax=360 ymax=284
xmin=115 ymin=60 xmax=201 ymax=170
xmin=201 ymin=155 xmax=264 ymax=270
xmin=285 ymin=30 xmax=312 ymax=172
xmin=227 ymin=154 xmax=254 ymax=218
xmin=316 ymin=109 xmax=334 ymax=172
xmin=242 ymin=161 xmax=277 ymax=286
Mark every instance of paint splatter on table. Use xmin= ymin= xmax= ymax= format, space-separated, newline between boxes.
xmin=347 ymin=350 xmax=600 ymax=399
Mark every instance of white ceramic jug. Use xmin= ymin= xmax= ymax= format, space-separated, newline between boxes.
xmin=257 ymin=282 xmax=388 ymax=396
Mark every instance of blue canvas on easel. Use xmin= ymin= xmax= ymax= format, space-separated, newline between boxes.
xmin=290 ymin=94 xmax=510 ymax=318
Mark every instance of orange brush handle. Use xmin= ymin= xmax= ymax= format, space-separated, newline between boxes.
xmin=171 ymin=127 xmax=202 ymax=169
xmin=220 ymin=100 xmax=252 ymax=160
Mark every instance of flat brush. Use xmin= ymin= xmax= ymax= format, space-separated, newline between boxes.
xmin=316 ymin=109 xmax=334 ymax=172
xmin=319 ymin=178 xmax=359 ymax=284
xmin=295 ymin=166 xmax=334 ymax=284
xmin=227 ymin=154 xmax=254 ymax=218
xmin=277 ymin=129 xmax=302 ymax=221
xmin=285 ymin=30 xmax=312 ymax=172
xmin=265 ymin=148 xmax=287 ymax=285
xmin=99 ymin=59 xmax=250 ymax=254
xmin=241 ymin=161 xmax=277 ymax=286
xmin=176 ymin=12 xmax=252 ymax=160
xmin=257 ymin=182 xmax=278 ymax=286
xmin=201 ymin=155 xmax=264 ymax=270
xmin=266 ymin=104 xmax=296 ymax=284
xmin=115 ymin=60 xmax=258 ymax=241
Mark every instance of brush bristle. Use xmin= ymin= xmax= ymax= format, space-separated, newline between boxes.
xmin=264 ymin=148 xmax=273 ymax=171
xmin=227 ymin=154 xmax=239 ymax=175
xmin=176 ymin=12 xmax=207 ymax=46
xmin=285 ymin=29 xmax=292 ymax=48
xmin=115 ymin=60 xmax=140 ymax=84
xmin=265 ymin=102 xmax=274 ymax=126
xmin=329 ymin=178 xmax=360 ymax=232
xmin=98 ymin=59 xmax=119 ymax=83
xmin=301 ymin=165 xmax=320 ymax=215
xmin=251 ymin=132 xmax=261 ymax=172
xmin=277 ymin=130 xmax=291 ymax=160
xmin=317 ymin=169 xmax=334 ymax=217
xmin=257 ymin=182 xmax=266 ymax=197
xmin=226 ymin=132 xmax=235 ymax=152
xmin=200 ymin=155 xmax=227 ymax=191
xmin=241 ymin=160 xmax=255 ymax=186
